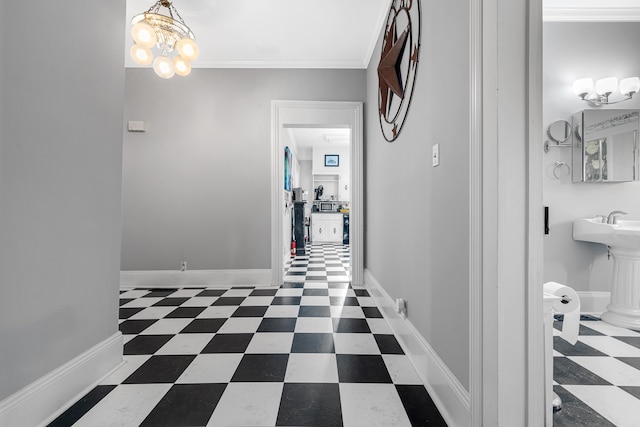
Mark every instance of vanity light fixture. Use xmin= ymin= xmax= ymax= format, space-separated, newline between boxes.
xmin=130 ymin=0 xmax=199 ymax=79
xmin=573 ymin=76 xmax=640 ymax=106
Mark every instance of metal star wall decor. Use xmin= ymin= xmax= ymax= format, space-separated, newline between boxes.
xmin=377 ymin=0 xmax=421 ymax=142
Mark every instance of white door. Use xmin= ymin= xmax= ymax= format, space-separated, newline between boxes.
xmin=327 ymin=217 xmax=342 ymax=242
xmin=311 ymin=219 xmax=326 ymax=243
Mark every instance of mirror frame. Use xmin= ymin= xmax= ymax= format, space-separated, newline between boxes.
xmin=571 ymin=109 xmax=640 ymax=183
xmin=547 ymin=119 xmax=571 ymax=143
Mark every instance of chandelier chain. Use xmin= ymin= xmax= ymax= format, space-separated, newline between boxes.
xmin=146 ymin=1 xmax=160 ymax=14
xmin=144 ymin=1 xmax=187 ymax=26
xmin=169 ymin=4 xmax=187 ymax=27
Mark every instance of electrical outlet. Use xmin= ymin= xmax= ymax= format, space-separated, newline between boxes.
xmin=432 ymin=144 xmax=440 ymax=167
xmin=395 ymin=298 xmax=407 ymax=317
xmin=181 ymin=261 xmax=187 ymax=272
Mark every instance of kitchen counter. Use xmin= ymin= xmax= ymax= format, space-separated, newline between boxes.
xmin=312 ymin=211 xmax=348 ymax=214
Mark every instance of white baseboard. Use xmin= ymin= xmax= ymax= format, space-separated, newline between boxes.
xmin=364 ymin=269 xmax=471 ymax=427
xmin=0 ymin=332 xmax=123 ymax=427
xmin=577 ymin=291 xmax=610 ymax=315
xmin=120 ymin=269 xmax=272 ymax=289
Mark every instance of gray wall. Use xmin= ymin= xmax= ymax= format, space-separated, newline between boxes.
xmin=364 ymin=1 xmax=470 ymax=389
xmin=543 ymin=23 xmax=640 ymax=295
xmin=0 ymin=2 xmax=124 ymax=401
xmin=122 ymin=68 xmax=365 ymax=271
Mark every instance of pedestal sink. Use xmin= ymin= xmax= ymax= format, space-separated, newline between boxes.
xmin=573 ymin=217 xmax=640 ymax=330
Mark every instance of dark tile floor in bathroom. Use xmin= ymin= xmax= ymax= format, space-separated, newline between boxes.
xmin=552 ymin=315 xmax=640 ymax=426
xmin=48 ymin=244 xmax=447 ymax=426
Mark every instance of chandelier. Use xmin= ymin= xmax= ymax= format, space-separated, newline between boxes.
xmin=129 ymin=0 xmax=200 ymax=79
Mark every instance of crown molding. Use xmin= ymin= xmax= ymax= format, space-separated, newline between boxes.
xmin=126 ymin=59 xmax=368 ymax=69
xmin=544 ymin=1 xmax=640 ymax=22
xmin=364 ymin=0 xmax=393 ymax=69
xmin=197 ymin=59 xmax=368 ymax=69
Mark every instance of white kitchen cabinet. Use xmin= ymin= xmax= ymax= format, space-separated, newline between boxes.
xmin=339 ymin=173 xmax=350 ymax=202
xmin=311 ymin=213 xmax=343 ymax=243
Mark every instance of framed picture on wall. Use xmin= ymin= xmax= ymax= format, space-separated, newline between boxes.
xmin=284 ymin=146 xmax=292 ymax=191
xmin=324 ymin=154 xmax=339 ymax=167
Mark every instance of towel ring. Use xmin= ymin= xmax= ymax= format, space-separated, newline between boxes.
xmin=553 ymin=161 xmax=571 ymax=179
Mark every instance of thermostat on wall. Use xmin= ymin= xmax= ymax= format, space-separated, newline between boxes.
xmin=128 ymin=121 xmax=146 ymax=132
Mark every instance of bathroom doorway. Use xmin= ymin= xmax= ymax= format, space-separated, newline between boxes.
xmin=540 ymin=6 xmax=640 ymax=426
xmin=270 ymin=101 xmax=363 ymax=287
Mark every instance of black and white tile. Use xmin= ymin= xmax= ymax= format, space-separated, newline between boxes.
xmin=284 ymin=243 xmax=350 ymax=283
xmin=553 ymin=315 xmax=640 ymax=427
xmin=48 ymin=244 xmax=446 ymax=427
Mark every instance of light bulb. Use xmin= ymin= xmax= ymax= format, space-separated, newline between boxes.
xmin=573 ymin=78 xmax=593 ymax=98
xmin=595 ymin=77 xmax=618 ymax=96
xmin=620 ymin=77 xmax=640 ymax=97
xmin=130 ymin=44 xmax=153 ymax=65
xmin=131 ymin=21 xmax=157 ymax=48
xmin=174 ymin=56 xmax=191 ymax=77
xmin=176 ymin=38 xmax=200 ymax=62
xmin=153 ymin=56 xmax=175 ymax=79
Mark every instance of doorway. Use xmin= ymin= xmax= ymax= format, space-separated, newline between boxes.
xmin=270 ymin=101 xmax=363 ymax=287
xmin=284 ymin=126 xmax=351 ymax=283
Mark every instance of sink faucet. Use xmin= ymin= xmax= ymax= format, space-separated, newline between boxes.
xmin=607 ymin=210 xmax=628 ymax=224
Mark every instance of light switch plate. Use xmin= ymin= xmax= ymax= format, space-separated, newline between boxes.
xmin=128 ymin=121 xmax=146 ymax=132
xmin=432 ymin=144 xmax=440 ymax=167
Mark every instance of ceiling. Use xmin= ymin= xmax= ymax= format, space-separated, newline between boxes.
xmin=287 ymin=128 xmax=350 ymax=161
xmin=124 ymin=0 xmax=390 ymax=69
xmin=124 ymin=1 xmax=640 ymax=70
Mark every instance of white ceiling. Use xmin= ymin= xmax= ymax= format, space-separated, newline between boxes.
xmin=287 ymin=128 xmax=350 ymax=161
xmin=124 ymin=0 xmax=391 ymax=69
xmin=124 ymin=1 xmax=640 ymax=70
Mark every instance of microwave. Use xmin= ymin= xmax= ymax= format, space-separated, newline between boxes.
xmin=319 ymin=201 xmax=336 ymax=212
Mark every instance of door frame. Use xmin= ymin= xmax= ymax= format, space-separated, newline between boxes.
xmin=526 ymin=0 xmax=545 ymax=424
xmin=270 ymin=100 xmax=364 ymax=287
xmin=470 ymin=0 xmax=544 ymax=424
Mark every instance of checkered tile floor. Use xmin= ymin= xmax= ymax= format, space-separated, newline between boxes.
xmin=553 ymin=315 xmax=640 ymax=427
xmin=48 ymin=244 xmax=446 ymax=426
xmin=284 ymin=243 xmax=351 ymax=283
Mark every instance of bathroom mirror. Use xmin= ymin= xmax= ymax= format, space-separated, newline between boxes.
xmin=548 ymin=119 xmax=571 ymax=143
xmin=572 ymin=109 xmax=640 ymax=183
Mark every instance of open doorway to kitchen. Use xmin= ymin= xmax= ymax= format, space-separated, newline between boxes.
xmin=284 ymin=127 xmax=352 ymax=284
xmin=270 ymin=101 xmax=363 ymax=287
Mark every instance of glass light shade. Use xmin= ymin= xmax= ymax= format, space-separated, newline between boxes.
xmin=573 ymin=78 xmax=593 ymax=97
xmin=132 ymin=22 xmax=157 ymax=48
xmin=176 ymin=38 xmax=199 ymax=62
xmin=620 ymin=77 xmax=640 ymax=96
xmin=153 ymin=56 xmax=175 ymax=79
xmin=174 ymin=56 xmax=191 ymax=77
xmin=130 ymin=44 xmax=153 ymax=65
xmin=595 ymin=77 xmax=618 ymax=96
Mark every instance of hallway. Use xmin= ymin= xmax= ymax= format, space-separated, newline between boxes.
xmin=48 ymin=244 xmax=447 ymax=426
